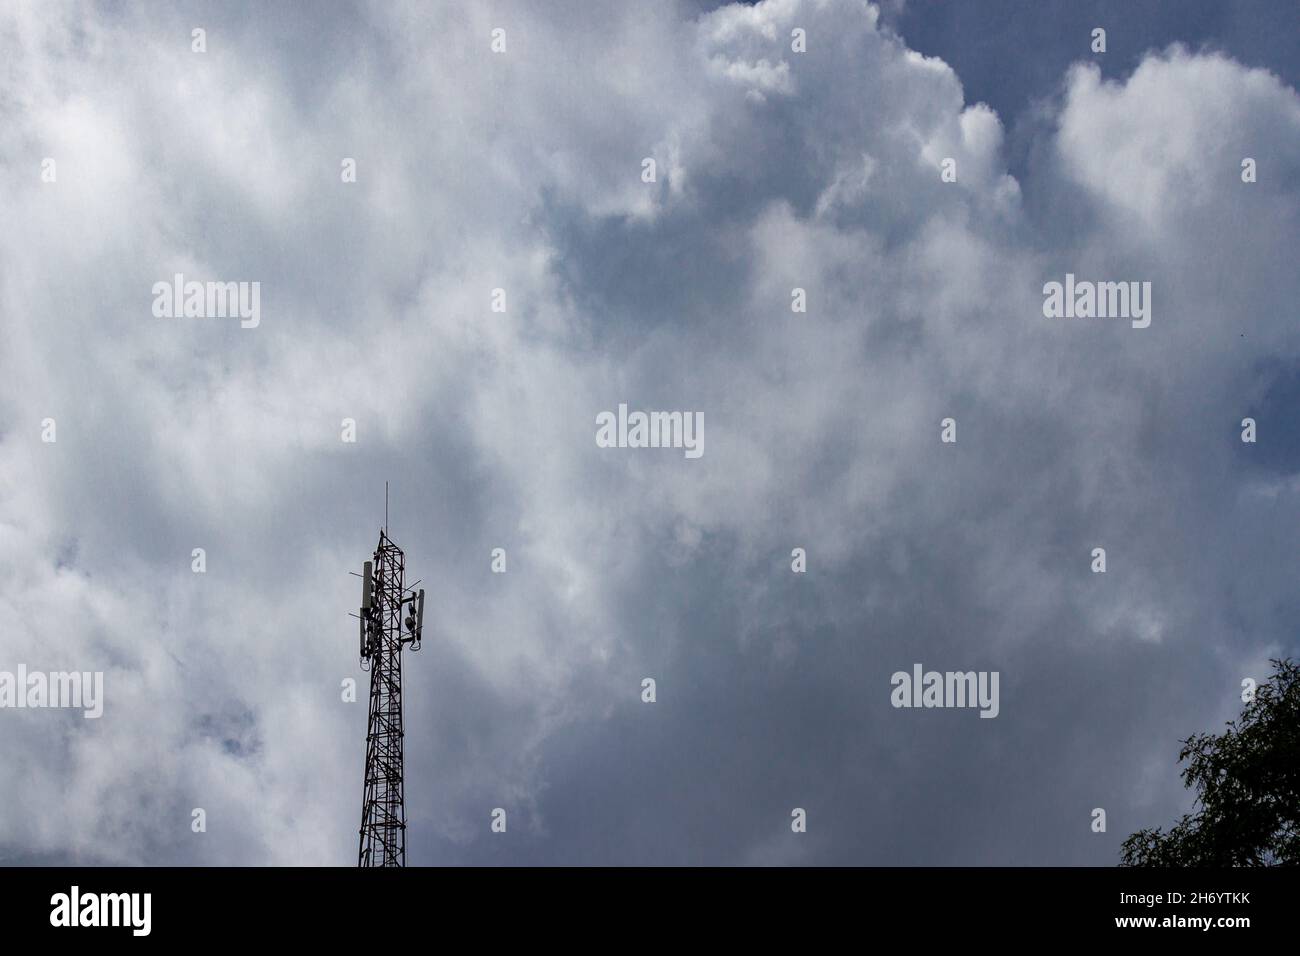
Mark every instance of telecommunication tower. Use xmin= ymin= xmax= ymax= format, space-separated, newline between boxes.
xmin=355 ymin=522 xmax=425 ymax=867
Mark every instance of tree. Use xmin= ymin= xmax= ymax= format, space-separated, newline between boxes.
xmin=1121 ymin=658 xmax=1300 ymax=866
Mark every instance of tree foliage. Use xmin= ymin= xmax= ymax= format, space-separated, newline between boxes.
xmin=1121 ymin=658 xmax=1300 ymax=866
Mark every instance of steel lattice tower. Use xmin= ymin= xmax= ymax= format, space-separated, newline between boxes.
xmin=356 ymin=528 xmax=424 ymax=867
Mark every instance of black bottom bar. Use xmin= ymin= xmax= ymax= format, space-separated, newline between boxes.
xmin=3 ymin=866 xmax=1292 ymax=942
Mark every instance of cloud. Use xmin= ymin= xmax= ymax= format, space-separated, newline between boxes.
xmin=0 ymin=0 xmax=1298 ymax=865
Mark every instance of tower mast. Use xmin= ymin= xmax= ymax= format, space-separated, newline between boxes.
xmin=356 ymin=526 xmax=425 ymax=866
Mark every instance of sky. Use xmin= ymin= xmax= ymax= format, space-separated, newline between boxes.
xmin=1 ymin=0 xmax=1299 ymax=865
